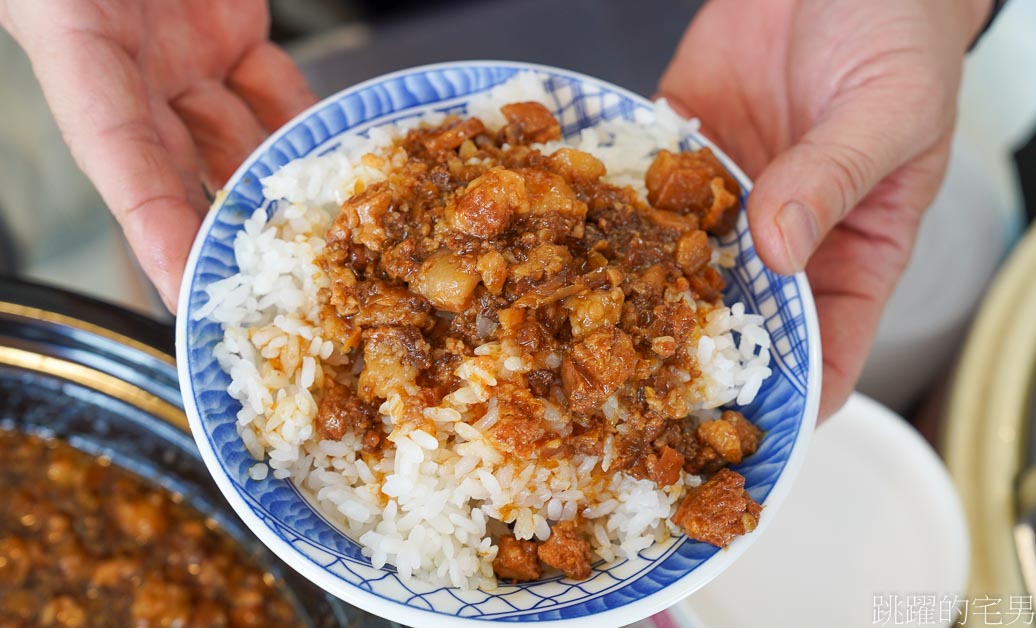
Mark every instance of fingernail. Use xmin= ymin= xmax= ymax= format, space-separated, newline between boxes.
xmin=776 ymin=202 xmax=818 ymax=273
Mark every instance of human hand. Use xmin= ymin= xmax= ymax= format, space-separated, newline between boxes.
xmin=659 ymin=0 xmax=991 ymax=419
xmin=0 ymin=0 xmax=316 ymax=310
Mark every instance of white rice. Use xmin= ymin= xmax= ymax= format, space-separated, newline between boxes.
xmin=197 ymin=73 xmax=772 ymax=590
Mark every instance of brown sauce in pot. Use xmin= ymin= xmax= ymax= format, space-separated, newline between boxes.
xmin=0 ymin=430 xmax=302 ymax=627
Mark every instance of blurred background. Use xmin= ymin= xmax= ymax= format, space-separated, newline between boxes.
xmin=1 ymin=1 xmax=1035 ymax=625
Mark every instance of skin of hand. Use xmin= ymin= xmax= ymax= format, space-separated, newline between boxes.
xmin=659 ymin=0 xmax=991 ymax=419
xmin=0 ymin=0 xmax=316 ymax=310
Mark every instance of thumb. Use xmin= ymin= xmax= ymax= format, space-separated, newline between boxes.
xmin=748 ymin=95 xmax=936 ymax=274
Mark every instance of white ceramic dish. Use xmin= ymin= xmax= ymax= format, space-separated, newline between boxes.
xmin=678 ymin=393 xmax=968 ymax=628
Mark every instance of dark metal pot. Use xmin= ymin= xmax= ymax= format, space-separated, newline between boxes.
xmin=0 ymin=276 xmax=393 ymax=628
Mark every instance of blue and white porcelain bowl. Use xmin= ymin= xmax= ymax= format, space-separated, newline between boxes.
xmin=176 ymin=61 xmax=821 ymax=627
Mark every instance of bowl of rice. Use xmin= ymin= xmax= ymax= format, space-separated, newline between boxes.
xmin=176 ymin=61 xmax=821 ymax=626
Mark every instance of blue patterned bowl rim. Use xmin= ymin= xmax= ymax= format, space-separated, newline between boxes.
xmin=176 ymin=60 xmax=821 ymax=627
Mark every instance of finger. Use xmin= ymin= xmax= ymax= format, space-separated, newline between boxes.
xmin=122 ymin=196 xmax=202 ymax=313
xmin=812 ymin=281 xmax=880 ymax=422
xmin=804 ymin=154 xmax=942 ymax=420
xmin=22 ymin=29 xmax=199 ymax=310
xmin=150 ymin=97 xmax=208 ymax=213
xmin=171 ymin=80 xmax=268 ymax=187
xmin=747 ymin=91 xmax=946 ymax=275
xmin=227 ymin=42 xmax=317 ymax=132
xmin=808 ymin=216 xmax=916 ymax=421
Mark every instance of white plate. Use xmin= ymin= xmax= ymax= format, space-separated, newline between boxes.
xmin=666 ymin=393 xmax=969 ymax=628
